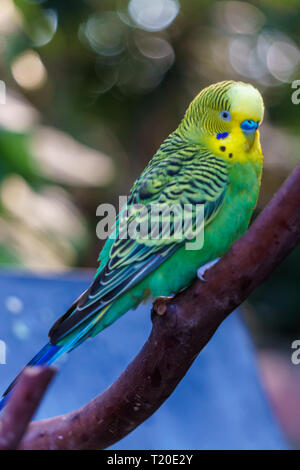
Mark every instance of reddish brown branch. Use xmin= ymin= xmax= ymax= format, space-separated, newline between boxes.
xmin=0 ymin=367 xmax=56 ymax=450
xmin=15 ymin=163 xmax=300 ymax=450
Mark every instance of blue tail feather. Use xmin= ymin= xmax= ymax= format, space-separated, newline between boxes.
xmin=0 ymin=343 xmax=62 ymax=413
xmin=0 ymin=394 xmax=9 ymax=412
xmin=0 ymin=307 xmax=106 ymax=413
xmin=27 ymin=343 xmax=61 ymax=367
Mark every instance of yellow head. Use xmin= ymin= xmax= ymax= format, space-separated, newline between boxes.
xmin=228 ymin=82 xmax=264 ymax=125
xmin=182 ymin=80 xmax=264 ymax=164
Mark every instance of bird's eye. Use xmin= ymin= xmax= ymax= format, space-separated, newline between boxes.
xmin=220 ymin=110 xmax=231 ymax=121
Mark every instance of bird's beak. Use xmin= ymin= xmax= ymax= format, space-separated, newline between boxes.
xmin=240 ymin=120 xmax=259 ymax=149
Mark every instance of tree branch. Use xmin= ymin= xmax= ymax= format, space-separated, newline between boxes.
xmin=17 ymin=163 xmax=300 ymax=450
xmin=0 ymin=367 xmax=56 ymax=450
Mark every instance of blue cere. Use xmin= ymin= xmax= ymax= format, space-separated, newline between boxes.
xmin=241 ymin=120 xmax=259 ymax=132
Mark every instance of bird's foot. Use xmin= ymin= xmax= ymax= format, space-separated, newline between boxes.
xmin=197 ymin=258 xmax=221 ymax=282
xmin=153 ymin=296 xmax=173 ymax=316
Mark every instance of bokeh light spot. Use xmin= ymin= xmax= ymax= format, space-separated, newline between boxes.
xmin=12 ymin=320 xmax=30 ymax=341
xmin=267 ymin=40 xmax=299 ymax=83
xmin=128 ymin=0 xmax=180 ymax=32
xmin=28 ymin=9 xmax=58 ymax=47
xmin=85 ymin=12 xmax=125 ymax=56
xmin=215 ymin=1 xmax=265 ymax=35
xmin=0 ymin=0 xmax=22 ymax=34
xmin=5 ymin=296 xmax=23 ymax=315
xmin=11 ymin=50 xmax=47 ymax=91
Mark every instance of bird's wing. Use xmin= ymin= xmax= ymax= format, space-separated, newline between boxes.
xmin=49 ymin=145 xmax=228 ymax=343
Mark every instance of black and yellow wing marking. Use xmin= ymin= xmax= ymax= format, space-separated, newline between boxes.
xmin=49 ymin=144 xmax=228 ymax=344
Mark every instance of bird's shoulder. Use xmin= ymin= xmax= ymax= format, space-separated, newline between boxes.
xmin=129 ymin=131 xmax=229 ymax=206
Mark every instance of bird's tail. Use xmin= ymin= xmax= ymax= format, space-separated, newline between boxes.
xmin=0 ymin=303 xmax=113 ymax=413
xmin=0 ymin=342 xmax=62 ymax=412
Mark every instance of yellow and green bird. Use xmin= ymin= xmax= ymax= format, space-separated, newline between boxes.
xmin=0 ymin=80 xmax=264 ymax=408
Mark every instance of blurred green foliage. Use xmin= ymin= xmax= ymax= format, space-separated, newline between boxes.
xmin=0 ymin=0 xmax=299 ymax=342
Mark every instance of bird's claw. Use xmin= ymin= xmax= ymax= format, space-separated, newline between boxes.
xmin=197 ymin=258 xmax=221 ymax=282
xmin=197 ymin=272 xmax=207 ymax=282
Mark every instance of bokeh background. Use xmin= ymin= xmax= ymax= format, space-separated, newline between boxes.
xmin=0 ymin=0 xmax=300 ymax=447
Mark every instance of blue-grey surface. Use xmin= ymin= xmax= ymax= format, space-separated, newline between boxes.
xmin=0 ymin=270 xmax=286 ymax=449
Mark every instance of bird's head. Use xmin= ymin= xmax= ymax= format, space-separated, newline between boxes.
xmin=181 ymin=81 xmax=264 ymax=161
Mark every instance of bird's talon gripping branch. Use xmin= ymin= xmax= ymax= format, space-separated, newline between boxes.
xmin=153 ymin=296 xmax=173 ymax=316
xmin=197 ymin=258 xmax=221 ymax=282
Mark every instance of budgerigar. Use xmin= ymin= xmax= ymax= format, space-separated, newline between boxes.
xmin=0 ymin=80 xmax=264 ymax=409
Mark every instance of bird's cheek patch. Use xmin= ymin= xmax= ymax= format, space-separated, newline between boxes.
xmin=216 ymin=132 xmax=229 ymax=140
